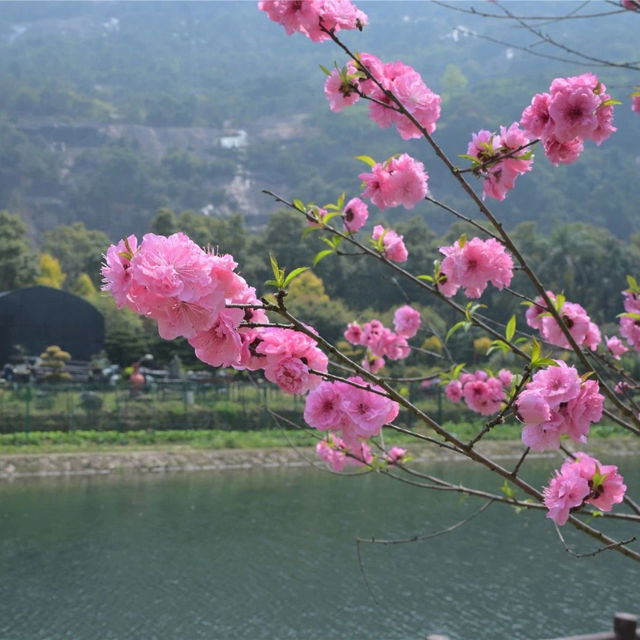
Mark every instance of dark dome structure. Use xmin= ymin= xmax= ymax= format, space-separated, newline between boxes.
xmin=0 ymin=286 xmax=104 ymax=364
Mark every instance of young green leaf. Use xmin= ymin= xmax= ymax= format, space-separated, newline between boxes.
xmin=313 ymin=249 xmax=334 ymax=266
xmin=283 ymin=267 xmax=310 ymax=288
xmin=505 ymin=315 xmax=516 ymax=342
xmin=355 ymin=154 xmax=377 ymax=167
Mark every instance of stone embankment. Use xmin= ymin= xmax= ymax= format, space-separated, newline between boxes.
xmin=1 ymin=439 xmax=638 ymax=480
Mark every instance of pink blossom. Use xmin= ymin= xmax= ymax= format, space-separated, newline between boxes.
xmin=560 ymin=453 xmax=626 ymax=513
xmin=385 ymin=446 xmax=407 ymax=465
xmin=445 ymin=380 xmax=463 ymax=403
xmin=606 ymin=335 xmax=628 ymax=360
xmin=188 ymin=308 xmax=244 ymax=367
xmin=548 ymin=84 xmax=600 ymax=143
xmin=359 ymin=154 xmax=428 ymax=210
xmin=316 ymin=435 xmax=348 ymax=472
xmin=521 ymin=73 xmax=617 ymax=166
xmin=343 ymin=197 xmax=369 ymax=232
xmin=258 ymin=0 xmax=367 ymax=42
xmin=516 ymin=390 xmax=551 ymax=425
xmin=361 ymin=355 xmax=386 ymax=373
xmin=324 ymin=67 xmax=360 ymax=112
xmin=520 ymin=92 xmax=553 ymax=139
xmin=341 ymin=377 xmax=398 ymax=438
xmin=632 ymin=89 xmax=640 ymax=114
xmin=465 ymin=123 xmax=533 ymax=201
xmin=522 ymin=415 xmax=564 ymax=452
xmin=543 ymin=467 xmax=590 ymax=525
xmin=527 ymin=361 xmax=581 ymax=408
xmin=462 ymin=380 xmax=504 ymax=416
xmin=393 ymin=305 xmax=421 ymax=338
xmin=258 ymin=327 xmax=328 ymax=394
xmin=372 ymin=225 xmax=409 ymax=263
xmin=526 ymin=292 xmax=600 ymax=351
xmin=543 ymin=135 xmax=584 ymax=166
xmin=498 ymin=369 xmax=513 ymax=388
xmin=305 ymin=381 xmax=350 ymax=431
xmin=439 ymin=237 xmax=513 ymax=298
xmin=101 ymin=235 xmax=138 ymax=309
xmin=563 ymin=380 xmax=603 ymax=443
xmin=344 ymin=322 xmax=364 ymax=345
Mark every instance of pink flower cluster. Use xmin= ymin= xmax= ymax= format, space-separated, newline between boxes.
xmin=606 ymin=335 xmax=628 ymax=360
xmin=344 ymin=307 xmax=420 ymax=372
xmin=632 ymin=88 xmax=640 ymax=114
xmin=525 ymin=291 xmax=601 ymax=351
xmin=359 ymin=153 xmax=428 ymax=211
xmin=517 ymin=361 xmax=603 ymax=451
xmin=325 ymin=53 xmax=441 ymax=140
xmin=305 ymin=376 xmax=400 ymax=451
xmin=622 ymin=0 xmax=640 ymax=10
xmin=102 ymin=232 xmax=328 ymax=395
xmin=258 ymin=0 xmax=367 ymax=42
xmin=619 ymin=289 xmax=640 ymax=351
xmin=316 ymin=434 xmax=372 ymax=472
xmin=438 ymin=237 xmax=513 ymax=299
xmin=372 ymin=225 xmax=408 ymax=262
xmin=342 ymin=197 xmax=369 ymax=232
xmin=466 ymin=123 xmax=534 ymax=201
xmin=445 ymin=369 xmax=513 ymax=416
xmin=544 ymin=452 xmax=626 ymax=525
xmin=520 ymin=73 xmax=616 ymax=166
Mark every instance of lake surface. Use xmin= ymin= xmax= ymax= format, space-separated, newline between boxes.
xmin=1 ymin=457 xmax=639 ymax=640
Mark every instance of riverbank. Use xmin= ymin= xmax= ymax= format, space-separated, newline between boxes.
xmin=2 ymin=437 xmax=639 ymax=480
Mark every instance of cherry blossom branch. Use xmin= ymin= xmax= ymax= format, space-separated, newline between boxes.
xmin=356 ymin=499 xmax=494 ymax=546
xmin=495 ymin=1 xmax=640 ymax=72
xmin=511 ymin=447 xmax=530 ymax=476
xmin=322 ymin=30 xmax=640 ymax=430
xmin=553 ymin=523 xmax=637 ymax=559
xmin=432 ymin=1 xmax=626 ymax=22
xmin=425 ymin=195 xmax=498 ymax=239
xmin=467 ymin=367 xmax=531 ymax=447
xmin=263 ymin=189 xmax=529 ymax=361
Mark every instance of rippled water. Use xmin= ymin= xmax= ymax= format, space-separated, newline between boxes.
xmin=1 ymin=458 xmax=639 ymax=639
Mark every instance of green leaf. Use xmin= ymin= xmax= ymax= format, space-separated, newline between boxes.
xmin=531 ymin=357 xmax=560 ymax=369
xmin=626 ymin=275 xmax=639 ymax=292
xmin=337 ymin=192 xmax=345 ymax=210
xmin=600 ymin=98 xmax=622 ymax=107
xmin=323 ymin=211 xmax=342 ymax=224
xmin=458 ymin=233 xmax=467 ymax=248
xmin=453 ymin=362 xmax=466 ymax=378
xmin=417 ymin=274 xmax=434 ymax=282
xmin=301 ymin=225 xmax=320 ymax=238
xmin=313 ymin=249 xmax=334 ymax=266
xmin=618 ymin=312 xmax=640 ymax=320
xmin=445 ymin=321 xmax=468 ymax=343
xmin=458 ymin=153 xmax=480 ymax=163
xmin=501 ymin=480 xmax=515 ymax=499
xmin=505 ymin=315 xmax=516 ymax=341
xmin=264 ymin=279 xmax=279 ymax=287
xmin=293 ymin=198 xmax=306 ymax=212
xmin=355 ymin=154 xmax=377 ymax=167
xmin=319 ymin=64 xmax=332 ymax=77
xmin=283 ymin=267 xmax=309 ymax=288
xmin=530 ymin=338 xmax=541 ymax=364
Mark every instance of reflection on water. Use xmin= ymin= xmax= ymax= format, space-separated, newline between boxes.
xmin=1 ymin=458 xmax=638 ymax=639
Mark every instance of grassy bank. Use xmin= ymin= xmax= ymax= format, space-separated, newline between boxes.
xmin=0 ymin=421 xmax=626 ymax=455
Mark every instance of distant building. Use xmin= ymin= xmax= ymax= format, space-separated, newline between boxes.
xmin=0 ymin=286 xmax=104 ymax=364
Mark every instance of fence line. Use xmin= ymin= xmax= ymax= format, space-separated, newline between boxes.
xmin=0 ymin=379 xmax=443 ymax=434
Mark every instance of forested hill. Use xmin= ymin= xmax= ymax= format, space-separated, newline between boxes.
xmin=1 ymin=1 xmax=640 ymax=241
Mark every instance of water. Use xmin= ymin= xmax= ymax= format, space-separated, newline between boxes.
xmin=1 ymin=459 xmax=639 ymax=639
